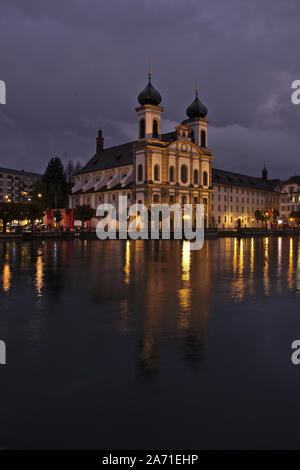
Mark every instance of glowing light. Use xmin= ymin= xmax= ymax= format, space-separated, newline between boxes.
xmin=2 ymin=262 xmax=11 ymax=292
xmin=181 ymin=241 xmax=191 ymax=280
xmin=35 ymin=255 xmax=44 ymax=297
xmin=124 ymin=240 xmax=130 ymax=285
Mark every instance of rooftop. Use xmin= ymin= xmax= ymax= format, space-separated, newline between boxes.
xmin=213 ymin=168 xmax=280 ymax=192
xmin=0 ymin=167 xmax=41 ymax=178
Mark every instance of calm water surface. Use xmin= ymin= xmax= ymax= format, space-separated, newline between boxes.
xmin=0 ymin=237 xmax=300 ymax=449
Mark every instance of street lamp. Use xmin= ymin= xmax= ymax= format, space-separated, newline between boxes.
xmin=38 ymin=193 xmax=42 ymax=198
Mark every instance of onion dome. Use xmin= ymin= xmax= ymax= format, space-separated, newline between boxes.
xmin=138 ymin=73 xmax=161 ymax=106
xmin=186 ymin=89 xmax=208 ymax=119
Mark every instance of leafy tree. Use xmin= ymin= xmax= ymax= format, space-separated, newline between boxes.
xmin=272 ymin=209 xmax=279 ymax=224
xmin=0 ymin=202 xmax=20 ymax=233
xmin=53 ymin=209 xmax=63 ymax=227
xmin=35 ymin=157 xmax=69 ymax=209
xmin=255 ymin=209 xmax=264 ymax=227
xmin=23 ymin=203 xmax=44 ymax=230
xmin=73 ymin=204 xmax=96 ymax=230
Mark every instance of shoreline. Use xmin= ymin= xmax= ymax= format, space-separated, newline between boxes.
xmin=0 ymin=229 xmax=300 ymax=242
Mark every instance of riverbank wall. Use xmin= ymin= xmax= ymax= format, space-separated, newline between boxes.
xmin=0 ymin=228 xmax=300 ymax=242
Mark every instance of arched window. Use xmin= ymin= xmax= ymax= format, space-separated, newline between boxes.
xmin=201 ymin=130 xmax=206 ymax=148
xmin=139 ymin=119 xmax=145 ymax=139
xmin=154 ymin=164 xmax=160 ymax=181
xmin=193 ymin=169 xmax=199 ymax=185
xmin=137 ymin=164 xmax=143 ymax=181
xmin=153 ymin=194 xmax=160 ymax=203
xmin=169 ymin=195 xmax=175 ymax=203
xmin=203 ymin=171 xmax=208 ymax=186
xmin=152 ymin=119 xmax=159 ymax=138
xmin=203 ymin=197 xmax=208 ymax=205
xmin=182 ymin=195 xmax=187 ymax=205
xmin=169 ymin=166 xmax=175 ymax=182
xmin=181 ymin=165 xmax=188 ymax=184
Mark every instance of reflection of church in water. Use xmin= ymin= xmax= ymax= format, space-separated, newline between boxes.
xmin=70 ymin=72 xmax=281 ymax=229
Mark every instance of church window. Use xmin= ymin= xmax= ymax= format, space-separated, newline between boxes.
xmin=181 ymin=165 xmax=188 ymax=183
xmin=193 ymin=169 xmax=199 ymax=185
xmin=137 ymin=164 xmax=143 ymax=181
xmin=203 ymin=171 xmax=208 ymax=186
xmin=152 ymin=119 xmax=159 ymax=138
xmin=154 ymin=164 xmax=160 ymax=181
xmin=169 ymin=166 xmax=175 ymax=182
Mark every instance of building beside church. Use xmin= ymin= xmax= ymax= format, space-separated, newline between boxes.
xmin=279 ymin=176 xmax=300 ymax=223
xmin=0 ymin=167 xmax=41 ymax=203
xmin=69 ymin=74 xmax=282 ymax=229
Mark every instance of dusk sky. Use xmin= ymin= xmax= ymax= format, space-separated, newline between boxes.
xmin=0 ymin=0 xmax=300 ymax=178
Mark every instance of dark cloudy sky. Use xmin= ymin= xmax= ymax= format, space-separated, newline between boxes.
xmin=0 ymin=0 xmax=300 ymax=179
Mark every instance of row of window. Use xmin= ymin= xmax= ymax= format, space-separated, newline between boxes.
xmin=137 ymin=164 xmax=208 ymax=186
xmin=139 ymin=119 xmax=159 ymax=139
xmin=212 ymin=205 xmax=266 ymax=214
xmin=152 ymin=194 xmax=208 ymax=204
xmin=138 ymin=119 xmax=207 ymax=148
xmin=214 ymin=185 xmax=278 ymax=201
xmin=281 ymin=205 xmax=300 ymax=213
xmin=213 ymin=194 xmax=265 ymax=205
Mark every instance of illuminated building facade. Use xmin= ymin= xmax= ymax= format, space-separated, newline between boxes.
xmin=279 ymin=176 xmax=300 ymax=224
xmin=69 ymin=76 xmax=285 ymax=229
xmin=70 ymin=74 xmax=213 ymax=227
xmin=0 ymin=167 xmax=41 ymax=202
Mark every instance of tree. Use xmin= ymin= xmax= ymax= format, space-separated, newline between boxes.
xmin=73 ymin=205 xmax=96 ymax=230
xmin=53 ymin=209 xmax=63 ymax=227
xmin=35 ymin=157 xmax=69 ymax=209
xmin=255 ymin=209 xmax=264 ymax=227
xmin=0 ymin=202 xmax=20 ymax=233
xmin=23 ymin=202 xmax=44 ymax=230
xmin=272 ymin=209 xmax=279 ymax=224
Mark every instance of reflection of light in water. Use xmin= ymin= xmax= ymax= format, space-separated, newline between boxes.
xmin=181 ymin=241 xmax=191 ymax=281
xmin=239 ymin=239 xmax=244 ymax=275
xmin=179 ymin=241 xmax=191 ymax=328
xmin=35 ymin=255 xmax=44 ymax=297
xmin=297 ymin=239 xmax=300 ymax=292
xmin=233 ymin=238 xmax=237 ymax=274
xmin=119 ymin=299 xmax=130 ymax=333
xmin=288 ymin=237 xmax=294 ymax=290
xmin=178 ymin=288 xmax=191 ymax=329
xmin=264 ymin=237 xmax=269 ymax=296
xmin=232 ymin=239 xmax=245 ymax=302
xmin=248 ymin=238 xmax=255 ymax=296
xmin=277 ymin=237 xmax=282 ymax=293
xmin=250 ymin=238 xmax=254 ymax=274
xmin=124 ymin=240 xmax=130 ymax=285
xmin=2 ymin=256 xmax=11 ymax=292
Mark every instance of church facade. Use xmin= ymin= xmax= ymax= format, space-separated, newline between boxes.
xmin=69 ymin=75 xmax=281 ymax=229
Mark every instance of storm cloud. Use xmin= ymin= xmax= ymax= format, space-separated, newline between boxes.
xmin=0 ymin=0 xmax=300 ymax=178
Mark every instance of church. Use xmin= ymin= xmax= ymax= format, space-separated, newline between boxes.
xmin=69 ymin=73 xmax=280 ymax=229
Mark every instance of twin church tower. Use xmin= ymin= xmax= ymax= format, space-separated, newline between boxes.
xmin=70 ymin=72 xmax=213 ymax=227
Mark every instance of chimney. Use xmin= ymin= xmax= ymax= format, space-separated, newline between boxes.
xmin=96 ymin=128 xmax=104 ymax=153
